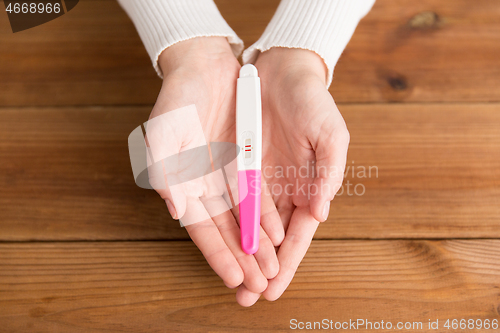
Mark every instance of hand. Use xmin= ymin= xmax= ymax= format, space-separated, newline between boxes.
xmin=146 ymin=37 xmax=284 ymax=306
xmin=236 ymin=48 xmax=349 ymax=305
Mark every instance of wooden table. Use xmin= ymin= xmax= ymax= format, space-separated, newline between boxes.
xmin=1 ymin=0 xmax=499 ymax=331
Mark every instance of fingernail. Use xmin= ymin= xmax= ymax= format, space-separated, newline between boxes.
xmin=322 ymin=201 xmax=330 ymax=222
xmin=224 ymin=281 xmax=237 ymax=289
xmin=166 ymin=199 xmax=177 ymax=220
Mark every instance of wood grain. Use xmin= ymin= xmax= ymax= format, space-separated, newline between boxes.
xmin=320 ymin=103 xmax=500 ymax=239
xmin=0 ymin=0 xmax=162 ymax=107
xmin=0 ymin=240 xmax=499 ymax=332
xmin=0 ymin=104 xmax=499 ymax=241
xmin=330 ymin=0 xmax=500 ymax=103
xmin=0 ymin=0 xmax=499 ymax=106
xmin=0 ymin=106 xmax=188 ymax=241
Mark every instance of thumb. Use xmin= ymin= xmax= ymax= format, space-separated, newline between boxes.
xmin=144 ymin=104 xmax=205 ymax=220
xmin=146 ymin=143 xmax=188 ymax=220
xmin=309 ymin=120 xmax=350 ymax=222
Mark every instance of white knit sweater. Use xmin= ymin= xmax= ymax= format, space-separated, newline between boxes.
xmin=118 ymin=0 xmax=375 ymax=87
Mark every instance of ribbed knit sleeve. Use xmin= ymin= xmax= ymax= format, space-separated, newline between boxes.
xmin=117 ymin=0 xmax=244 ymax=78
xmin=242 ymin=0 xmax=375 ymax=87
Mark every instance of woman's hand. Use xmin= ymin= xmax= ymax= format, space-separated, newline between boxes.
xmin=237 ymin=47 xmax=350 ymax=304
xmin=147 ymin=37 xmax=284 ymax=306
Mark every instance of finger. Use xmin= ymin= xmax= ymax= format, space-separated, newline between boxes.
xmin=216 ymin=176 xmax=279 ymax=279
xmin=263 ymin=206 xmax=319 ymax=301
xmin=310 ymin=111 xmax=350 ymax=222
xmin=236 ymin=284 xmax=261 ymax=307
xmin=253 ymin=226 xmax=279 ymax=279
xmin=224 ymin=281 xmax=238 ymax=289
xmin=187 ymin=220 xmax=244 ymax=288
xmin=260 ymin=178 xmax=285 ymax=246
xmin=207 ymin=200 xmax=269 ymax=294
xmin=185 ymin=198 xmax=244 ymax=288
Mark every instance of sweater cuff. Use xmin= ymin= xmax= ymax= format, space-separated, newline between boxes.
xmin=118 ymin=0 xmax=244 ymax=78
xmin=242 ymin=0 xmax=375 ymax=87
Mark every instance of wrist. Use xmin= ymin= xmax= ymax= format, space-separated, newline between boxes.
xmin=158 ymin=36 xmax=236 ymax=76
xmin=254 ymin=47 xmax=328 ymax=86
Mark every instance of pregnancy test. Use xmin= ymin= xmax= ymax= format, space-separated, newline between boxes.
xmin=236 ymin=64 xmax=262 ymax=255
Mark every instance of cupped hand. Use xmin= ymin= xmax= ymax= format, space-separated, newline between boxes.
xmin=146 ymin=37 xmax=284 ymax=305
xmin=237 ymin=47 xmax=350 ymax=305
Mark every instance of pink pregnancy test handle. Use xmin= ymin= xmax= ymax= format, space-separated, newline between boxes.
xmin=238 ymin=169 xmax=261 ymax=254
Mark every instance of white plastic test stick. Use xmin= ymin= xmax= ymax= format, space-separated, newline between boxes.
xmin=236 ymin=64 xmax=262 ymax=255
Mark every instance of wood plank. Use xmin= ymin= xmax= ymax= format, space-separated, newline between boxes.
xmin=0 ymin=104 xmax=499 ymax=240
xmin=330 ymin=0 xmax=500 ymax=103
xmin=0 ymin=240 xmax=499 ymax=332
xmin=0 ymin=106 xmax=188 ymax=241
xmin=0 ymin=0 xmax=162 ymax=106
xmin=1 ymin=0 xmax=499 ymax=106
xmin=320 ymin=103 xmax=500 ymax=239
